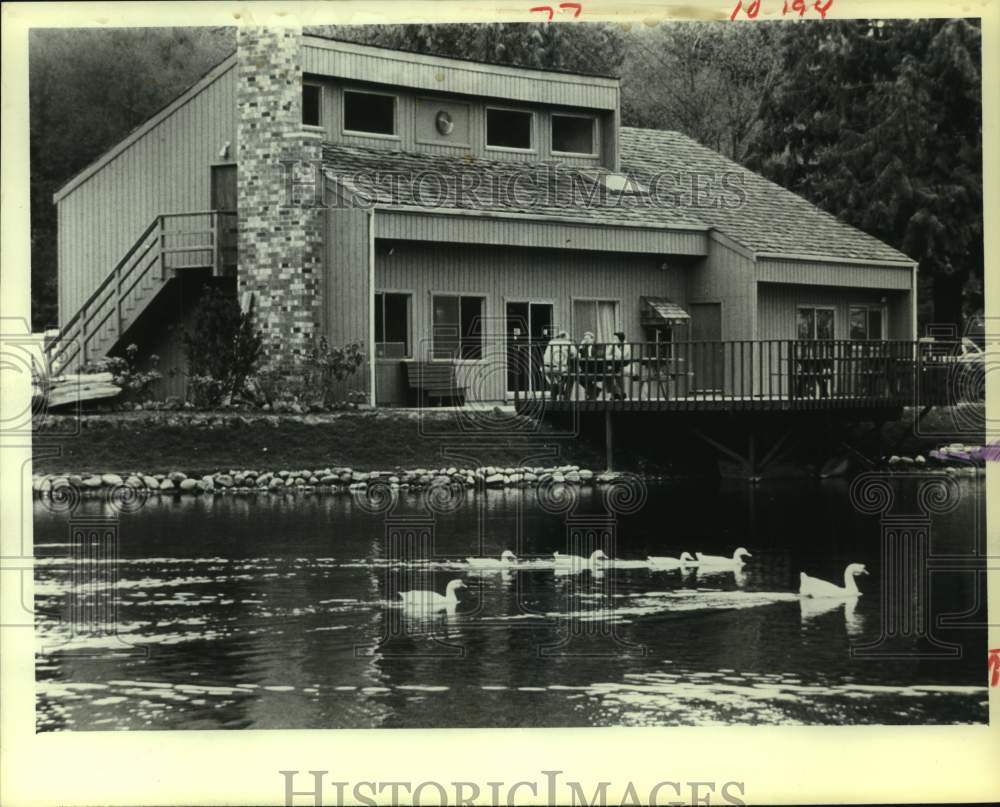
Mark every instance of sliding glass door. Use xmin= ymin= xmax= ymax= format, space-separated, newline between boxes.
xmin=506 ymin=302 xmax=553 ymax=394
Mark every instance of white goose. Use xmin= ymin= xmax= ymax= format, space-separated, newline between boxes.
xmin=696 ymin=547 xmax=752 ymax=567
xmin=553 ymin=549 xmax=609 ymax=566
xmin=647 ymin=551 xmax=697 ymax=569
xmin=799 ymin=563 xmax=869 ymax=598
xmin=465 ymin=550 xmax=517 ymax=568
xmin=398 ymin=579 xmax=467 ymax=610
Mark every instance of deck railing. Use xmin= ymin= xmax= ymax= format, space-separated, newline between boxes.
xmin=510 ymin=339 xmax=975 ymax=410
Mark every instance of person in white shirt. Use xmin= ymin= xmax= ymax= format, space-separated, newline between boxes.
xmin=606 ymin=331 xmax=632 ymax=399
xmin=542 ymin=331 xmax=576 ymax=399
xmin=577 ymin=331 xmax=600 ymax=400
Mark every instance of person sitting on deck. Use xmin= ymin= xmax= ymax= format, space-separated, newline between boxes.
xmin=542 ymin=331 xmax=576 ymax=399
xmin=577 ymin=331 xmax=601 ymax=400
xmin=605 ymin=331 xmax=633 ymax=400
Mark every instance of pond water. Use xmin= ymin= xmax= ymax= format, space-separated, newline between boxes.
xmin=34 ymin=475 xmax=988 ymax=730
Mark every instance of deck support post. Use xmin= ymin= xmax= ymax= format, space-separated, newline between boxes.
xmin=757 ymin=426 xmax=794 ymax=471
xmin=604 ymin=410 xmax=614 ymax=472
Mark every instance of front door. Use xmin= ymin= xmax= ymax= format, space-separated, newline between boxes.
xmin=689 ymin=302 xmax=724 ymax=393
xmin=211 ymin=164 xmax=238 ymax=273
xmin=506 ymin=302 xmax=554 ymax=394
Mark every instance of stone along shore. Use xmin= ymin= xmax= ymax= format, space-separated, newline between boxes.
xmin=31 ymin=464 xmax=636 ymax=499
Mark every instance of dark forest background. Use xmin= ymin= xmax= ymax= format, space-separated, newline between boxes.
xmin=29 ymin=20 xmax=983 ymax=334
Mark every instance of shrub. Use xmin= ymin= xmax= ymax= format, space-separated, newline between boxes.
xmin=303 ymin=338 xmax=365 ymax=407
xmin=83 ymin=343 xmax=162 ymax=402
xmin=251 ymin=338 xmax=366 ymax=410
xmin=183 ymin=287 xmax=263 ymax=407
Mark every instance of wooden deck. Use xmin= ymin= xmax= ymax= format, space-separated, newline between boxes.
xmin=511 ymin=338 xmax=974 ymax=414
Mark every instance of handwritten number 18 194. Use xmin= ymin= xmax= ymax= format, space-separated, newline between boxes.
xmin=730 ymin=0 xmax=833 ymax=20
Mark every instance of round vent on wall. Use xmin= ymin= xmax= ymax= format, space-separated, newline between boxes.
xmin=435 ymin=110 xmax=454 ymax=136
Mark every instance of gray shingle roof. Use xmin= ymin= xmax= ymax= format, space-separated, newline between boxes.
xmin=322 ymin=127 xmax=913 ymax=264
xmin=322 ymin=143 xmax=707 ymax=231
xmin=620 ymin=127 xmax=913 ymax=264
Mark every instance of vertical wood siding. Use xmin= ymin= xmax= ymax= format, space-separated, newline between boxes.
xmin=756 ymin=282 xmax=912 ymax=398
xmin=303 ymin=41 xmax=618 ymax=111
xmin=686 ymin=238 xmax=756 ymax=340
xmin=756 ymin=283 xmax=910 ymax=341
xmin=312 ymin=77 xmax=611 ymax=167
xmin=376 ymin=212 xmax=706 ymax=256
xmin=756 ymin=258 xmax=913 ymax=290
xmin=56 ymin=66 xmax=237 ymax=332
xmin=323 ymin=205 xmax=372 ymax=401
xmin=374 ymin=240 xmax=687 ymax=404
xmin=683 ymin=239 xmax=756 ymax=396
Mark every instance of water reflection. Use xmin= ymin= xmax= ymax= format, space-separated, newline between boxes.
xmin=33 ymin=476 xmax=987 ymax=729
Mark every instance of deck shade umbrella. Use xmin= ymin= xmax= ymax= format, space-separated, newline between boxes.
xmin=640 ymin=297 xmax=690 ymax=326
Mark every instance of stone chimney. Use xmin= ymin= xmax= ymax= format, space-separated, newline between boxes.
xmin=236 ymin=26 xmax=323 ymax=371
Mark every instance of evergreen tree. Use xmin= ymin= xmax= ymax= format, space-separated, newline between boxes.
xmin=748 ymin=19 xmax=982 ymax=331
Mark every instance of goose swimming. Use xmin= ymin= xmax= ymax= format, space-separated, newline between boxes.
xmin=553 ymin=549 xmax=609 ymax=566
xmin=398 ymin=579 xmax=467 ymax=610
xmin=465 ymin=550 xmax=517 ymax=567
xmin=799 ymin=563 xmax=868 ymax=598
xmin=696 ymin=547 xmax=752 ymax=567
xmin=647 ymin=551 xmax=697 ymax=568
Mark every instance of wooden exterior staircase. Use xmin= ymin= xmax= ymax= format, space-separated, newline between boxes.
xmin=48 ymin=211 xmax=236 ymax=373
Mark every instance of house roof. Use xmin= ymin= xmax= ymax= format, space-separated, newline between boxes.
xmin=321 ymin=143 xmax=708 ymax=232
xmin=324 ymin=133 xmax=913 ymax=266
xmin=620 ymin=127 xmax=914 ymax=265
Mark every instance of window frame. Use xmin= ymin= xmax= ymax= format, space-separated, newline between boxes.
xmin=342 ymin=88 xmax=399 ymax=140
xmin=570 ymin=296 xmax=622 ymax=345
xmin=550 ymin=112 xmax=599 ymax=157
xmin=484 ymin=105 xmax=536 ymax=154
xmin=643 ymin=324 xmax=675 ymax=359
xmin=431 ymin=293 xmax=487 ymax=362
xmin=797 ymin=305 xmax=836 ymax=340
xmin=302 ymin=81 xmax=323 ymax=129
xmin=849 ymin=303 xmax=888 ymax=341
xmin=374 ymin=290 xmax=413 ymax=359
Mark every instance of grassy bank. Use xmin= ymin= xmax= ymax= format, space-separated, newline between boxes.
xmin=31 ymin=404 xmax=983 ymax=477
xmin=32 ymin=410 xmax=610 ymax=475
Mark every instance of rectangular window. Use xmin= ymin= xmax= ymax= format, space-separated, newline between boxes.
xmin=797 ymin=306 xmax=835 ymax=340
xmin=572 ymin=299 xmax=619 ymax=344
xmin=374 ymin=292 xmax=410 ymax=358
xmin=433 ymin=295 xmax=484 ymax=360
xmin=486 ymin=108 xmax=532 ymax=150
xmin=344 ymin=90 xmax=396 ymax=136
xmin=644 ymin=325 xmax=674 ymax=359
xmin=552 ymin=114 xmax=595 ymax=154
xmin=302 ymin=83 xmax=321 ymax=127
xmin=850 ymin=305 xmax=885 ymax=340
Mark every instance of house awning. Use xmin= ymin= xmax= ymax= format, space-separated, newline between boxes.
xmin=641 ymin=296 xmax=690 ymax=325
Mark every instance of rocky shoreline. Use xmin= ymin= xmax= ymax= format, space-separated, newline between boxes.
xmin=30 ymin=440 xmax=992 ymax=502
xmin=31 ymin=463 xmax=635 ymax=500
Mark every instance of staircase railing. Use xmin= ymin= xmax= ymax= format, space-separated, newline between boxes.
xmin=48 ymin=210 xmax=236 ymax=373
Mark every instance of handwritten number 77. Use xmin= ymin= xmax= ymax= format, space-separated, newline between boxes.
xmin=530 ymin=2 xmax=582 ymax=20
